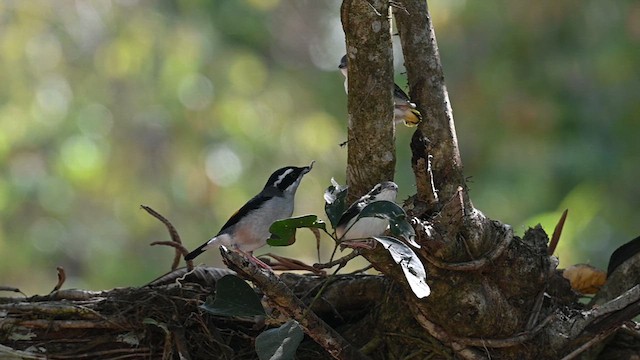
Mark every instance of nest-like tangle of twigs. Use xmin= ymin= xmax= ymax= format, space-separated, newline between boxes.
xmin=1 ymin=283 xmax=265 ymax=359
xmin=1 ymin=272 xmax=392 ymax=360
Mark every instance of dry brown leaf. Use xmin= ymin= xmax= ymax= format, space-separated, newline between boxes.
xmin=563 ymin=264 xmax=607 ymax=295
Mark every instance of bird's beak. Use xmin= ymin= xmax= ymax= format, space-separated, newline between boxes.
xmin=304 ymin=160 xmax=315 ymax=173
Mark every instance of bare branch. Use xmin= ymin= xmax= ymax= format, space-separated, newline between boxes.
xmin=142 ymin=205 xmax=193 ymax=271
xmin=395 ymin=0 xmax=468 ymax=207
xmin=259 ymin=253 xmax=326 ymax=275
xmin=220 ymin=247 xmax=371 ymax=360
xmin=314 ymin=250 xmax=361 ymax=270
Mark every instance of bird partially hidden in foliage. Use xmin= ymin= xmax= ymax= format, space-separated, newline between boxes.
xmin=185 ymin=162 xmax=314 ymax=268
xmin=607 ymin=234 xmax=640 ymax=276
xmin=335 ymin=181 xmax=399 ymax=243
xmin=339 ymin=54 xmax=422 ymax=127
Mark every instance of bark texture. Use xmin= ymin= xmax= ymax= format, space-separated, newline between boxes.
xmin=341 ymin=0 xmax=396 ymax=203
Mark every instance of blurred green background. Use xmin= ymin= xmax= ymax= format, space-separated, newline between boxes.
xmin=0 ymin=0 xmax=638 ymax=295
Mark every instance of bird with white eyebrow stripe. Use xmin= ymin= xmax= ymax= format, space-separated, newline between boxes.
xmin=185 ymin=162 xmax=314 ymax=268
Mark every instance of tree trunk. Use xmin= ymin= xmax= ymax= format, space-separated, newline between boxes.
xmin=341 ymin=0 xmax=396 ymax=204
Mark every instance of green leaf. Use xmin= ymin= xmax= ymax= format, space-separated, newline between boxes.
xmin=255 ymin=320 xmax=304 ymax=360
xmin=373 ymin=236 xmax=430 ymax=298
xmin=324 ymin=179 xmax=349 ymax=228
xmin=389 ymin=217 xmax=419 ymax=248
xmin=200 ymin=275 xmax=265 ymax=317
xmin=356 ymin=201 xmax=419 ymax=247
xmin=267 ymin=215 xmax=326 ymax=246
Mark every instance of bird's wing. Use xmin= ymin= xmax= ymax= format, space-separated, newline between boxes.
xmin=336 ymin=197 xmax=369 ymax=230
xmin=184 ymin=194 xmax=272 ymax=261
xmin=218 ymin=193 xmax=272 ymax=231
xmin=393 ymin=84 xmax=416 ymax=108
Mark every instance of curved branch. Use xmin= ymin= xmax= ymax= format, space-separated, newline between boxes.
xmin=142 ymin=205 xmax=193 ymax=271
xmin=422 ymin=226 xmax=513 ymax=271
xmin=453 ymin=315 xmax=553 ymax=348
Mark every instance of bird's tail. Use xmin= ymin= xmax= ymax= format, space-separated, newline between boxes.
xmin=185 ymin=238 xmax=217 ymax=261
xmin=185 ymin=244 xmax=207 ymax=261
xmin=403 ymin=109 xmax=422 ymax=127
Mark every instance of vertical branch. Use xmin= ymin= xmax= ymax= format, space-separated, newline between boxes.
xmin=395 ymin=0 xmax=470 ymax=211
xmin=341 ymin=0 xmax=395 ymax=203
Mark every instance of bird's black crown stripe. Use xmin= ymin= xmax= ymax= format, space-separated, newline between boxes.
xmin=265 ymin=166 xmax=306 ymax=191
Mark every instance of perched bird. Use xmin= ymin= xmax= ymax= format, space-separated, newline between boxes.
xmin=335 ymin=181 xmax=398 ymax=241
xmin=185 ymin=162 xmax=314 ymax=267
xmin=338 ymin=55 xmax=422 ymax=127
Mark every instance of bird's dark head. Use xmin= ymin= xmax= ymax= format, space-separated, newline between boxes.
xmin=264 ymin=161 xmax=314 ymax=194
xmin=338 ymin=55 xmax=348 ymax=70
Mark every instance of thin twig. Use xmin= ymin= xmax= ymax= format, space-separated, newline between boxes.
xmin=142 ymin=205 xmax=193 ymax=271
xmin=390 ymin=1 xmax=409 ymax=15
xmin=527 ymin=249 xmax=552 ymax=331
xmin=559 ymin=327 xmax=617 ymax=360
xmin=260 ymin=253 xmax=326 ymax=275
xmin=141 ymin=205 xmax=182 ymax=245
xmin=150 ymin=241 xmax=190 ymax=257
xmin=51 ymin=266 xmax=66 ymax=293
xmin=347 ymin=264 xmax=374 ymax=274
xmin=364 ymin=0 xmax=383 ymax=17
xmin=314 ymin=250 xmax=361 ymax=269
xmin=0 ymin=286 xmax=26 ymax=297
xmin=526 ymin=286 xmax=547 ymax=331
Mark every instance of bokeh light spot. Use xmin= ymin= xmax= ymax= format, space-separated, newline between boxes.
xmin=35 ymin=74 xmax=73 ymax=123
xmin=293 ymin=112 xmax=341 ymax=154
xmin=25 ymin=32 xmax=62 ymax=72
xmin=228 ymin=54 xmax=268 ymax=95
xmin=205 ymin=145 xmax=243 ymax=187
xmin=28 ymin=217 xmax=68 ymax=253
xmin=38 ymin=177 xmax=75 ymax=214
xmin=76 ymin=103 xmax=114 ymax=138
xmin=60 ymin=136 xmax=107 ymax=183
xmin=178 ymin=73 xmax=214 ymax=111
xmin=9 ymin=152 xmax=47 ymax=192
